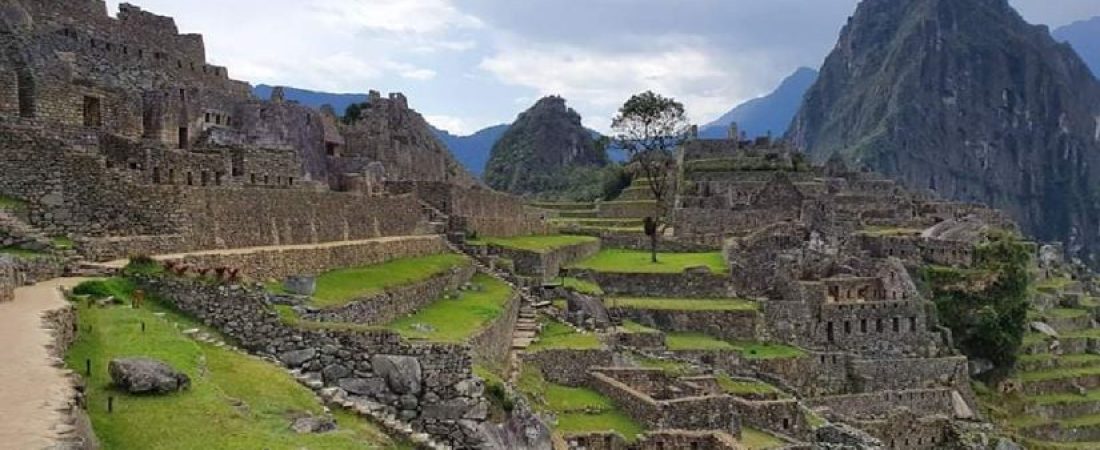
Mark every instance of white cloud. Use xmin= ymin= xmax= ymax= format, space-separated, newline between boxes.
xmin=480 ymin=39 xmax=768 ymax=131
xmin=424 ymin=114 xmax=495 ymax=135
xmin=310 ymin=0 xmax=483 ymax=34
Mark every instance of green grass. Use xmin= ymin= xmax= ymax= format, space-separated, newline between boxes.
xmin=528 ymin=320 xmax=602 ymax=351
xmin=857 ymin=226 xmax=923 ymax=237
xmin=716 ymin=374 xmax=780 ymax=396
xmin=387 ymin=274 xmax=514 ymax=343
xmin=562 ymin=277 xmax=603 ymax=295
xmin=65 ymin=285 xmax=404 ymax=449
xmin=741 ymin=427 xmax=787 ymax=449
xmin=1029 ymin=388 xmax=1100 ymax=405
xmin=1018 ymin=364 xmax=1100 ymax=382
xmin=665 ymin=333 xmax=735 ymax=350
xmin=1044 ymin=308 xmax=1089 ymax=319
xmin=0 ymin=246 xmax=47 ymax=258
xmin=619 ymin=320 xmax=660 ymax=334
xmin=607 ymin=297 xmax=757 ymax=311
xmin=0 ymin=194 xmax=26 ymax=211
xmin=1036 ymin=277 xmax=1075 ymax=292
xmin=268 ymin=253 xmax=468 ymax=308
xmin=51 ymin=235 xmax=75 ymax=250
xmin=571 ymin=249 xmax=727 ymax=274
xmin=633 ymin=356 xmax=693 ymax=376
xmin=665 ymin=333 xmax=807 ymax=359
xmin=517 ymin=365 xmax=644 ymax=440
xmin=467 ymin=235 xmax=597 ymax=253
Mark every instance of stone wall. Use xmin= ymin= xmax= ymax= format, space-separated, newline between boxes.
xmin=614 ymin=307 xmax=760 ymax=342
xmin=593 ymin=233 xmax=719 ymax=252
xmin=808 ymin=389 xmax=956 ymax=419
xmin=469 ymin=284 xmax=521 ymax=371
xmin=173 ymin=235 xmax=447 ymax=282
xmin=492 ymin=239 xmax=600 ymax=283
xmin=587 ymin=270 xmax=735 ymax=298
xmin=388 ymin=181 xmax=553 ymax=238
xmin=136 ymin=275 xmax=488 ymax=448
xmin=303 ymin=263 xmax=475 ymax=326
xmin=0 ymin=257 xmax=21 ymax=302
xmin=597 ymin=201 xmax=656 ymax=219
xmin=522 ymin=349 xmax=616 ymax=387
xmin=564 ymin=431 xmax=741 ymax=450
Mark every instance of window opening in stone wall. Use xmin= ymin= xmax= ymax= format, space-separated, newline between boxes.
xmin=326 ymin=142 xmax=338 ymax=156
xmin=152 ymin=167 xmax=161 ymax=184
xmin=178 ymin=127 xmax=188 ymax=149
xmin=168 ymin=169 xmax=175 ymax=184
xmin=186 ymin=172 xmax=194 ymax=186
xmin=288 ymin=177 xmax=294 ymax=186
xmin=909 ymin=317 xmax=917 ymax=332
xmin=204 ymin=113 xmax=210 ymax=123
xmin=215 ymin=172 xmax=224 ymax=186
xmin=250 ymin=174 xmax=256 ymax=184
xmin=201 ymin=171 xmax=210 ymax=186
xmin=826 ymin=322 xmax=834 ymax=343
xmin=263 ymin=175 xmax=269 ymax=184
xmin=892 ymin=317 xmax=900 ymax=332
xmin=83 ymin=96 xmax=102 ymax=127
xmin=17 ymin=68 xmax=35 ymax=118
xmin=179 ymin=89 xmax=186 ymax=101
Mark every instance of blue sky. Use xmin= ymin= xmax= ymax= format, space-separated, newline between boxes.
xmin=108 ymin=0 xmax=1100 ymax=135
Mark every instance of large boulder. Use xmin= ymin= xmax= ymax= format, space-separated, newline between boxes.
xmin=284 ymin=275 xmax=317 ymax=296
xmin=278 ymin=348 xmax=317 ymax=368
xmin=108 ymin=358 xmax=190 ymax=395
xmin=814 ymin=422 xmax=884 ymax=449
xmin=371 ymin=355 xmax=422 ymax=395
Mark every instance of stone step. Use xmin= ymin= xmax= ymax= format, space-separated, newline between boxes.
xmin=512 ymin=338 xmax=533 ymax=349
xmin=513 ymin=331 xmax=537 ymax=339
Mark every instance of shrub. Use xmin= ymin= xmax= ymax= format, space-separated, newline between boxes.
xmin=123 ymin=255 xmax=162 ymax=276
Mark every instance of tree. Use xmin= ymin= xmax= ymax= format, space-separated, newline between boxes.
xmin=923 ymin=231 xmax=1031 ymax=380
xmin=611 ymin=91 xmax=691 ymax=263
xmin=343 ymin=102 xmax=368 ymax=125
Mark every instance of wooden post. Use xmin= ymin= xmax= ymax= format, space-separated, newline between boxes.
xmin=141 ymin=321 xmax=145 ymax=333
xmin=85 ymin=359 xmax=90 ymax=376
xmin=107 ymin=396 xmax=113 ymax=413
xmin=132 ymin=289 xmax=145 ymax=309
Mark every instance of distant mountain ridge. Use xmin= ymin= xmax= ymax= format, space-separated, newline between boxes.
xmin=1054 ymin=16 xmax=1100 ymax=77
xmin=701 ymin=67 xmax=818 ymax=139
xmin=252 ymin=85 xmax=368 ymax=115
xmin=431 ymin=125 xmax=509 ymax=177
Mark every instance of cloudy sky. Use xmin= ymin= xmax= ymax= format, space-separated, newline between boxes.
xmin=107 ymin=0 xmax=1100 ymax=135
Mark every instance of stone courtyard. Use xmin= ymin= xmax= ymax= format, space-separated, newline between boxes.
xmin=0 ymin=1 xmax=1093 ymax=450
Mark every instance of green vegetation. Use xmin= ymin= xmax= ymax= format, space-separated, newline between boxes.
xmin=388 ymin=274 xmax=514 ymax=343
xmin=51 ymin=235 xmax=75 ymax=250
xmin=923 ymin=231 xmax=1031 ymax=379
xmin=741 ymin=427 xmax=787 ymax=449
xmin=562 ymin=277 xmax=603 ymax=295
xmin=66 ymin=282 xmax=404 ymax=449
xmin=716 ymin=374 xmax=780 ymax=396
xmin=73 ymin=277 xmax=137 ymax=299
xmin=0 ymin=246 xmax=47 ymax=258
xmin=467 ymin=234 xmax=597 ymax=253
xmin=529 ymin=201 xmax=596 ymax=211
xmin=664 ymin=333 xmax=806 ymax=359
xmin=571 ymin=249 xmax=727 ymax=274
xmin=0 ymin=194 xmax=26 ymax=211
xmin=529 ymin=320 xmax=602 ymax=351
xmin=633 ymin=356 xmax=694 ymax=376
xmin=517 ymin=365 xmax=644 ymax=440
xmin=268 ymin=254 xmax=469 ymax=308
xmin=607 ymin=297 xmax=757 ymax=311
xmin=1043 ymin=308 xmax=1089 ymax=319
xmin=1035 ymin=276 xmax=1075 ymax=292
xmin=857 ymin=226 xmax=923 ymax=237
xmin=665 ymin=333 xmax=734 ymax=350
xmin=619 ymin=320 xmax=660 ymax=334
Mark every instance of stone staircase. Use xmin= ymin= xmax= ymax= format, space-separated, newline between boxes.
xmin=0 ymin=210 xmax=55 ymax=251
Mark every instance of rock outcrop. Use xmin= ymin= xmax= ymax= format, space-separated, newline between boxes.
xmin=789 ymin=0 xmax=1100 ymax=266
xmin=485 ymin=96 xmax=607 ymax=196
xmin=108 ymin=358 xmax=190 ymax=394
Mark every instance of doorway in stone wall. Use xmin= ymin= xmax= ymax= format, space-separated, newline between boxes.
xmin=178 ymin=127 xmax=188 ymax=149
xmin=83 ymin=96 xmax=102 ymax=127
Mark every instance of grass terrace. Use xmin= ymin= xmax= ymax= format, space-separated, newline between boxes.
xmin=571 ymin=249 xmax=727 ymax=274
xmin=607 ymin=297 xmax=757 ymax=311
xmin=467 ymin=234 xmax=597 ymax=253
xmin=267 ymin=253 xmax=469 ymax=308
xmin=528 ymin=320 xmax=602 ymax=352
xmin=716 ymin=374 xmax=782 ymax=397
xmin=857 ymin=226 xmax=923 ymax=237
xmin=1035 ymin=276 xmax=1075 ymax=292
xmin=529 ymin=201 xmax=596 ymax=211
xmin=619 ymin=320 xmax=661 ymax=334
xmin=66 ymin=280 xmax=406 ymax=449
xmin=562 ymin=277 xmax=604 ymax=295
xmin=741 ymin=427 xmax=788 ymax=449
xmin=517 ymin=366 xmax=644 ymax=441
xmin=665 ymin=333 xmax=806 ymax=359
xmin=387 ymin=274 xmax=514 ymax=343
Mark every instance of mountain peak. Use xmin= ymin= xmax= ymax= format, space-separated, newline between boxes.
xmin=789 ymin=0 xmax=1100 ymax=265
xmin=1055 ymin=15 xmax=1100 ymax=77
xmin=484 ymin=97 xmax=607 ymax=195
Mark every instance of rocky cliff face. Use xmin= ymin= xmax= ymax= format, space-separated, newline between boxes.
xmin=789 ymin=0 xmax=1100 ymax=264
xmin=485 ymin=96 xmax=607 ymax=195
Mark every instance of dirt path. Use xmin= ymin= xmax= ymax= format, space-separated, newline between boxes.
xmin=0 ymin=278 xmax=88 ymax=449
xmin=93 ymin=234 xmax=442 ymax=269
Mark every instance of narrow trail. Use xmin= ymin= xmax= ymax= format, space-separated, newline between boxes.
xmin=0 ymin=278 xmax=89 ymax=449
